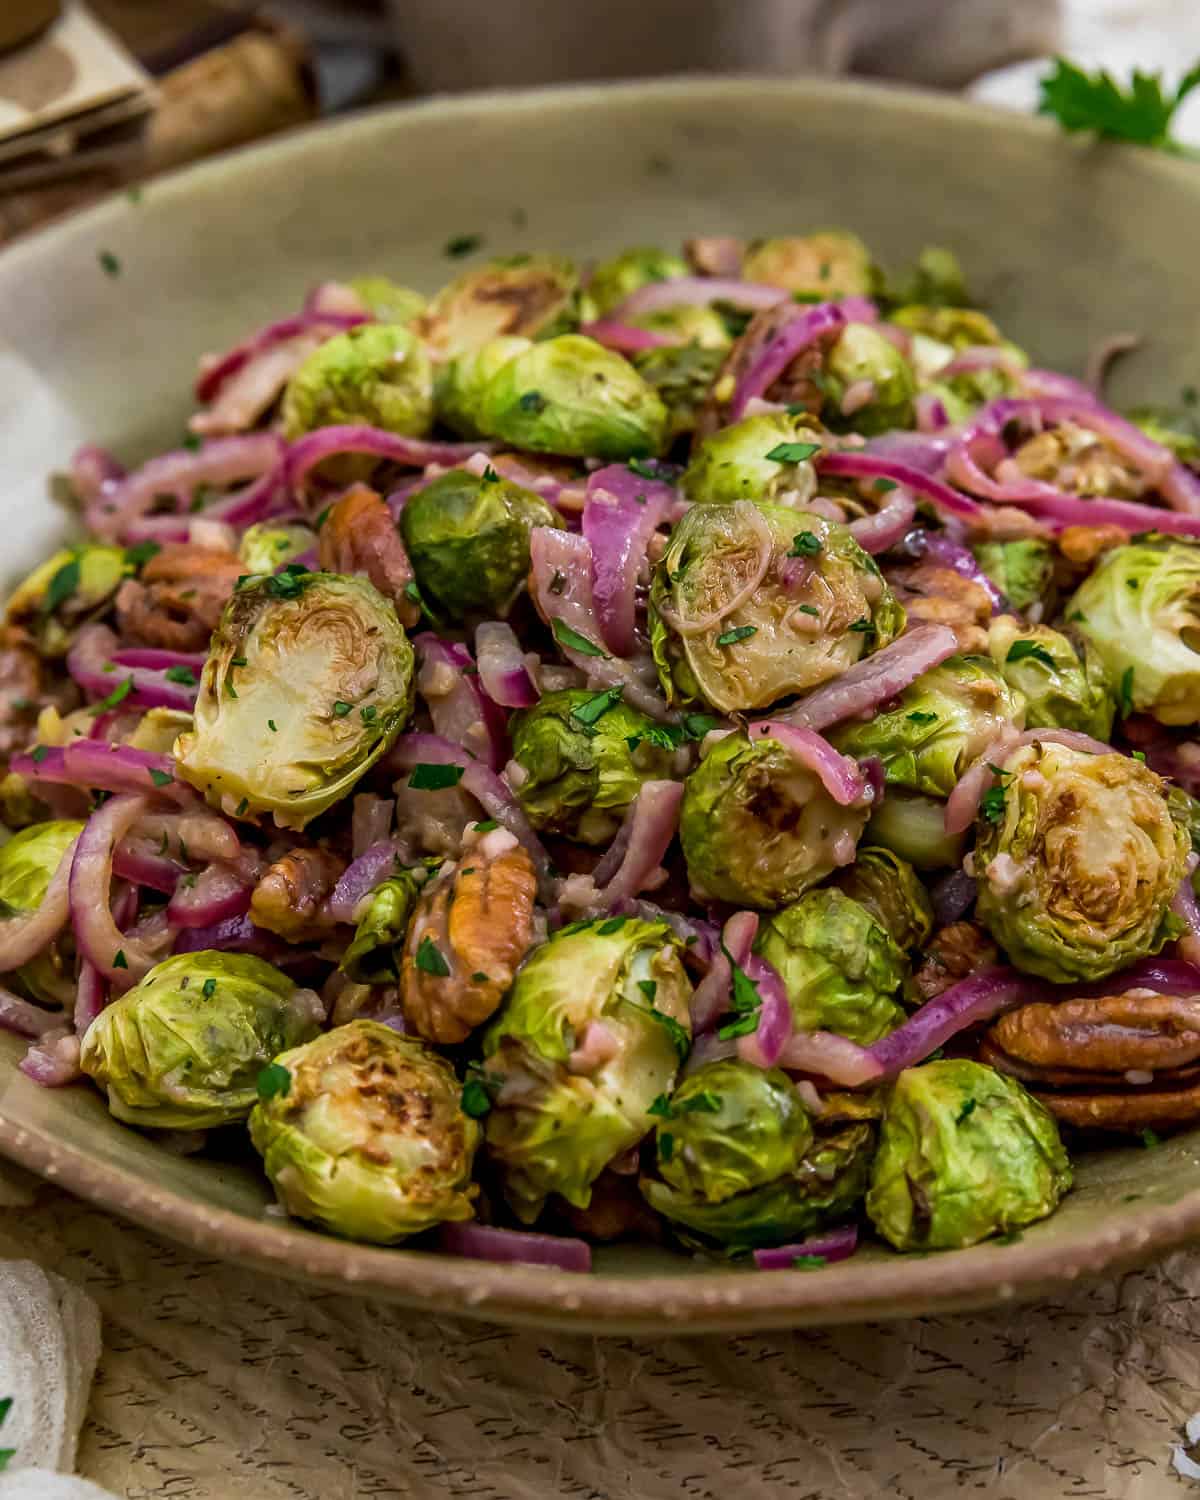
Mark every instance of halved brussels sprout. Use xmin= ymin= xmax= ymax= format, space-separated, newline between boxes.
xmin=823 ymin=324 xmax=916 ymax=435
xmin=681 ymin=411 xmax=825 ymax=507
xmin=175 ymin=571 xmax=414 ymax=829
xmin=971 ymin=538 xmax=1055 ymax=615
xmin=418 ymin=255 xmax=582 ymax=361
xmin=741 ymin=231 xmax=877 ymax=299
xmin=399 ymin=468 xmax=562 ymax=619
xmin=480 ymin=915 xmax=692 ymax=1222
xmin=340 ymin=869 xmax=427 ymax=984
xmin=435 ymin=334 xmax=532 ymax=438
xmin=281 ymin=323 xmax=434 ymax=439
xmin=508 ymin=688 xmax=679 ymax=845
xmin=628 ymin=304 xmax=731 ymax=350
xmin=347 ymin=275 xmax=426 ymax=325
xmin=987 ymin=617 xmax=1115 ymax=740
xmin=643 ymin=1069 xmax=873 ymax=1254
xmin=238 ymin=522 xmax=317 ymax=576
xmin=755 ymin=889 xmax=908 ymax=1044
xmin=447 ymin=334 xmax=668 ymax=460
xmin=831 ymin=656 xmax=1023 ymax=799
xmin=890 ymin=246 xmax=971 ymax=308
xmin=585 ymin=246 xmax=688 ymax=317
xmin=632 ymin=343 xmax=726 ymax=442
xmin=0 ymin=819 xmax=82 ymax=1005
xmin=5 ymin=545 xmax=128 ymax=657
xmin=79 ymin=951 xmax=323 ymax=1130
xmin=866 ymin=1059 xmax=1071 ymax=1251
xmin=865 ymin=789 xmax=966 ymax=871
xmin=975 ymin=741 xmax=1190 ymax=983
xmin=249 ymin=1020 xmax=479 ymax=1243
xmin=649 ymin=501 xmax=904 ymax=714
xmin=1068 ymin=537 xmax=1200 ymax=726
xmin=832 ymin=845 xmax=934 ymax=953
xmin=679 ymin=730 xmax=871 ymax=908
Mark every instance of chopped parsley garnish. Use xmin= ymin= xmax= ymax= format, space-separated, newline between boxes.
xmin=445 ymin=232 xmax=483 ymax=257
xmin=235 ymin=797 xmax=249 ymax=816
xmin=956 ymin=1098 xmax=977 ymax=1125
xmin=332 ymin=700 xmax=352 ymax=718
xmin=88 ymin=678 xmax=133 ymax=714
xmin=1131 ymin=749 xmax=1146 ymax=763
xmin=717 ymin=953 xmax=763 ymax=1040
xmin=182 ymin=432 xmax=203 ymax=452
xmin=627 ymin=458 xmax=659 ymax=479
xmin=907 ymin=710 xmax=938 ymax=725
xmin=230 ymin=656 xmax=248 ymax=668
xmin=164 ymin=665 xmax=197 ymax=686
xmin=683 ymin=713 xmax=721 ymax=740
xmin=715 ymin=625 xmax=756 ymax=646
xmin=148 ymin=769 xmax=173 ymax=788
xmin=873 ymin=479 xmax=899 ymax=494
xmin=201 ymin=976 xmax=217 ymax=998
xmin=648 ymin=1089 xmax=721 ymax=1120
xmin=980 ymin=785 xmax=1007 ymax=824
xmin=648 ymin=1094 xmax=673 ymax=1118
xmin=98 ymin=249 xmax=122 ymax=276
xmin=765 ymin=441 xmax=821 ymax=465
xmin=1038 ymin=57 xmax=1200 ymax=154
xmin=792 ymin=1255 xmax=827 ymax=1270
xmin=481 ymin=465 xmax=500 ymax=484
xmin=41 ymin=557 xmax=81 ymax=614
xmin=408 ymin=763 xmax=465 ymax=791
xmin=404 ymin=581 xmax=422 ymax=604
xmin=112 ymin=949 xmax=128 ymax=970
xmin=30 ymin=745 xmax=49 ymax=764
xmin=267 ymin=719 xmax=277 ymax=733
xmin=571 ymin=685 xmax=623 ymax=728
xmin=473 ymin=819 xmax=499 ymax=832
xmin=1006 ymin=639 xmax=1057 ymax=669
xmin=225 ymin=680 xmax=238 ymax=699
xmin=795 ymin=604 xmax=820 ymax=617
xmin=637 ymin=979 xmax=657 ymax=1003
xmin=1119 ymin=665 xmax=1135 ymax=717
xmin=262 ymin=566 xmax=311 ymax=600
xmin=361 ymin=705 xmax=377 ymax=723
xmin=659 ymin=1132 xmax=676 ymax=1163
xmin=552 ymin=618 xmax=608 ymax=658
xmin=847 ymin=618 xmax=875 ymax=634
xmin=1185 ymin=385 xmax=1199 ymax=408
xmin=471 ymin=971 xmax=489 ymax=982
xmin=1142 ymin=1126 xmax=1162 ymax=1149
xmin=415 ymin=935 xmax=451 ymax=976
xmin=461 ymin=1078 xmax=494 ymax=1118
xmin=257 ymin=1063 xmax=291 ymax=1100
xmin=596 ymin=916 xmax=627 ymax=935
xmin=518 ymin=390 xmax=547 ymax=414
xmin=789 ymin=530 xmax=823 ymax=557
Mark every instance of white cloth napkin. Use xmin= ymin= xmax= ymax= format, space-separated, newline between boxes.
xmin=968 ymin=0 xmax=1200 ymax=146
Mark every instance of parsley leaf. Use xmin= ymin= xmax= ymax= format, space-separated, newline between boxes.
xmin=682 ymin=713 xmax=721 ymax=740
xmin=571 ymin=685 xmax=623 ymax=728
xmin=1006 ymin=639 xmax=1057 ymax=669
xmin=1038 ymin=57 xmax=1200 ymax=154
xmin=445 ymin=232 xmax=483 ymax=258
xmin=789 ymin=530 xmax=822 ymax=557
xmin=257 ymin=1063 xmax=291 ymax=1100
xmin=596 ymin=916 xmax=627 ymax=935
xmin=415 ymin=935 xmax=451 ymax=976
xmin=907 ymin=710 xmax=938 ymax=726
xmin=42 ymin=557 xmax=81 ymax=614
xmin=980 ymin=785 xmax=1007 ymax=825
xmin=765 ymin=441 xmax=821 ymax=465
xmin=164 ymin=665 xmax=197 ymax=686
xmin=518 ymin=390 xmax=547 ymax=413
xmin=1141 ymin=1126 xmax=1162 ymax=1149
xmin=627 ymin=459 xmax=659 ymax=479
xmin=956 ymin=1098 xmax=977 ymax=1126
xmin=148 ymin=769 xmax=173 ymax=788
xmin=792 ymin=1254 xmax=827 ymax=1270
xmin=98 ymin=249 xmax=122 ymax=276
xmin=647 ymin=1093 xmax=674 ymax=1118
xmin=112 ymin=949 xmax=128 ymax=970
xmin=552 ymin=618 xmax=609 ymax=658
xmin=461 ymin=1077 xmax=494 ymax=1118
xmin=659 ymin=1132 xmax=676 ymax=1163
xmin=332 ymin=700 xmax=352 ymax=718
xmin=408 ymin=763 xmax=465 ymax=791
xmin=1119 ymin=665 xmax=1136 ymax=717
xmin=715 ymin=625 xmax=756 ymax=646
xmin=88 ymin=678 xmax=133 ymax=715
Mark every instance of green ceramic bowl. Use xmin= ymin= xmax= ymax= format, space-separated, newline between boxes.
xmin=2 ymin=78 xmax=1199 ymax=1334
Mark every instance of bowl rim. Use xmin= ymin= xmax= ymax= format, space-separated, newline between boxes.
xmin=4 ymin=74 xmax=1200 ymax=1332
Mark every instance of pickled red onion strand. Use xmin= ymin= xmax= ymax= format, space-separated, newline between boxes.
xmin=611 ymin=276 xmax=791 ymax=320
xmin=594 ymin=780 xmax=684 ymax=908
xmin=846 ymin=486 xmax=917 ymax=553
xmin=12 ymin=743 xmax=195 ymax=806
xmin=191 ymin=328 xmax=336 ymax=437
xmin=74 ymin=960 xmax=108 ymax=1037
xmin=166 ymin=864 xmax=253 ymax=929
xmin=1171 ymin=867 xmax=1200 ymax=941
xmin=578 ymin=319 xmax=677 ymax=353
xmin=475 ymin=622 xmax=539 ymax=709
xmin=69 ymin=794 xmax=160 ymax=986
xmin=944 ymin=727 xmax=1116 ymax=836
xmin=439 ymin=1222 xmax=591 ymax=1273
xmin=324 ymin=839 xmax=406 ymax=925
xmin=110 ymin=647 xmax=207 ymax=673
xmin=111 ymin=841 xmax=183 ymax=894
xmin=730 ymin=303 xmax=847 ymax=422
xmin=68 ymin=623 xmax=198 ymax=713
xmin=583 ymin=464 xmax=678 ymax=656
xmin=352 ymin=795 xmax=395 ymax=859
xmin=753 ymin=1225 xmax=858 ymax=1270
xmin=742 ymin=722 xmax=870 ymax=806
xmin=415 ymin=634 xmax=508 ymax=773
xmin=194 ymin=311 xmax=367 ymax=403
xmin=736 ymin=951 xmax=794 ymax=1070
xmin=286 ymin=424 xmax=493 ymax=499
xmin=777 ymin=624 xmax=959 ymax=732
xmin=0 ymin=986 xmax=64 ymax=1040
xmin=817 ymin=450 xmax=983 ymax=520
xmin=19 ymin=1031 xmax=82 ymax=1088
xmin=919 ymin=532 xmax=1006 ymax=612
xmin=69 ymin=445 xmax=125 ymax=508
xmin=0 ymin=837 xmax=76 ymax=973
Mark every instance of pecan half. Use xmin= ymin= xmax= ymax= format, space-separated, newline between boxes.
xmin=1056 ymin=523 xmax=1130 ymax=569
xmin=559 ymin=1169 xmax=664 ymax=1243
xmin=885 ymin=562 xmax=994 ymax=656
xmin=400 ymin=829 xmax=538 ymax=1044
xmin=250 ymin=845 xmax=346 ymax=940
xmin=317 ymin=484 xmax=419 ymax=627
xmin=116 ymin=544 xmax=243 ymax=651
xmin=913 ymin=921 xmax=999 ymax=1001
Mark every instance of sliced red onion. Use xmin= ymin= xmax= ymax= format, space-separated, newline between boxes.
xmin=166 ymin=863 xmax=253 ymax=929
xmin=941 ymin=346 xmax=1026 ymax=381
xmin=352 ymin=794 xmax=395 ymax=858
xmin=997 ymin=490 xmax=1200 ymax=537
xmin=930 ymin=868 xmax=978 ymax=926
xmin=840 ymin=377 xmax=878 ymax=417
xmin=1020 ymin=368 xmax=1099 ymax=405
xmin=583 ymin=464 xmax=677 ymax=656
xmin=388 ymin=733 xmax=553 ymax=893
xmin=111 ymin=647 xmax=208 ymax=674
xmin=194 ymin=311 xmax=366 ymax=403
xmin=944 ymin=728 xmax=1114 ymax=835
xmin=111 ymin=841 xmax=183 ymax=894
xmin=528 ymin=527 xmax=675 ymax=723
xmin=415 ymin=635 xmax=508 ymax=773
xmin=324 ymin=838 xmax=405 ymax=924
xmin=0 ymin=836 xmax=76 ymax=973
xmin=286 ymin=425 xmax=493 ymax=500
xmin=753 ymin=1225 xmax=859 ymax=1270
xmin=742 ymin=722 xmax=871 ymax=807
xmin=777 ymin=1029 xmax=881 ymax=1086
xmin=69 ymin=793 xmax=161 ymax=986
xmin=19 ymin=1030 xmax=82 ymax=1088
xmin=475 ymin=622 xmax=538 ymax=708
xmin=69 ymin=445 xmax=125 ymax=508
xmin=74 ymin=959 xmax=107 ymax=1037
xmin=591 ymin=780 xmax=683 ymax=907
xmin=89 ymin=431 xmax=282 ymax=541
xmin=0 ymin=986 xmax=65 ymax=1040
xmin=730 ymin=303 xmax=847 ymax=422
xmin=846 ymin=486 xmax=917 ymax=554
xmin=778 ymin=624 xmax=959 ymax=732
xmin=193 ymin=327 xmax=339 ymax=437
xmin=736 ymin=950 xmax=794 ymax=1069
xmin=611 ymin=276 xmax=790 ymax=321
xmin=863 ymin=429 xmax=956 ymax=475
xmin=689 ymin=947 xmax=733 ymax=1035
xmin=173 ymin=913 xmax=294 ymax=960
xmin=68 ymin=624 xmax=198 ymax=713
xmin=914 ymin=392 xmax=950 ymax=433
xmin=919 ymin=532 xmax=1006 ymax=612
xmin=439 ymin=1222 xmax=592 ymax=1273
xmin=818 ymin=450 xmax=983 ymax=521
xmin=489 ymin=454 xmax=588 ymax=515
xmin=14 ymin=742 xmax=195 ymax=806
xmin=1075 ymin=958 xmax=1200 ymax=998
xmin=579 ymin=319 xmax=677 ymax=353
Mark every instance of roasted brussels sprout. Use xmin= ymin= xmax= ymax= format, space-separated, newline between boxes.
xmin=987 ymin=617 xmax=1115 ymax=740
xmin=755 ymin=889 xmax=908 ymax=1043
xmin=823 ymin=324 xmax=916 ymax=435
xmin=865 ymin=790 xmax=966 ymax=871
xmin=248 ymin=1021 xmax=480 ymax=1243
xmin=975 ymin=741 xmax=1190 ymax=983
xmin=971 ymin=538 xmax=1055 ymax=614
xmin=5 ymin=545 xmax=128 ymax=657
xmin=649 ymin=501 xmax=904 ymax=714
xmin=340 ymin=869 xmax=427 ymax=984
xmin=79 ymin=951 xmax=323 ymax=1130
xmin=0 ymin=819 xmax=82 ymax=1005
xmin=1068 ymin=537 xmax=1200 ymax=726
xmin=347 ymin=275 xmax=426 ymax=325
xmin=891 ymin=305 xmax=1005 ymax=351
xmin=585 ymin=246 xmax=688 ymax=317
xmin=832 ymin=845 xmax=934 ymax=953
xmin=480 ymin=915 xmax=692 ymax=1222
xmin=508 ymin=688 xmax=679 ymax=845
xmin=238 ymin=522 xmax=317 ymax=576
xmin=679 ymin=730 xmax=871 ymax=908
xmin=891 ymin=246 xmax=971 ymax=308
xmin=632 ymin=343 xmax=726 ymax=442
xmin=281 ymin=323 xmax=433 ymax=441
xmin=442 ymin=334 xmax=668 ymax=460
xmin=629 ymin=304 xmax=731 ymax=350
xmin=741 ymin=231 xmax=877 ymax=299
xmin=418 ymin=255 xmax=582 ymax=361
xmin=681 ymin=411 xmax=825 ymax=507
xmin=434 ymin=334 xmax=532 ymax=438
xmin=830 ymin=656 xmax=1024 ymax=799
xmin=866 ymin=1059 xmax=1071 ymax=1251
xmin=175 ymin=571 xmax=414 ymax=828
xmin=643 ymin=1060 xmax=873 ymax=1252
xmin=399 ymin=467 xmax=562 ymax=620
